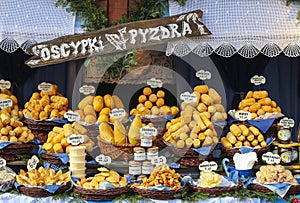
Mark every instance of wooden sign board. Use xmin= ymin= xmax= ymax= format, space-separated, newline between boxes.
xmin=25 ymin=10 xmax=210 ymax=68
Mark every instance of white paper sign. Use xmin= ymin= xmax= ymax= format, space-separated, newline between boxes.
xmin=0 ymin=158 xmax=6 ymax=168
xmin=95 ymin=154 xmax=112 ymax=165
xmin=196 ymin=70 xmax=211 ymax=80
xmin=0 ymin=99 xmax=13 ymax=109
xmin=199 ymin=161 xmax=218 ymax=172
xmin=110 ymin=108 xmax=126 ymax=118
xmin=38 ymin=82 xmax=53 ymax=92
xmin=180 ymin=92 xmax=198 ymax=103
xmin=147 ymin=78 xmax=163 ymax=88
xmin=27 ymin=155 xmax=39 ymax=170
xmin=234 ymin=110 xmax=252 ymax=121
xmin=262 ymin=152 xmax=281 ymax=164
xmin=250 ymin=75 xmax=266 ymax=86
xmin=0 ymin=80 xmax=11 ymax=90
xmin=140 ymin=126 xmax=157 ymax=137
xmin=64 ymin=111 xmax=80 ymax=122
xmin=67 ymin=134 xmax=84 ymax=145
xmin=279 ymin=117 xmax=295 ymax=128
xmin=79 ymin=85 xmax=95 ymax=95
xmin=151 ymin=156 xmax=166 ymax=166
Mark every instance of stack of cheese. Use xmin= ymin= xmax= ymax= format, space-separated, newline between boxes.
xmin=0 ymin=111 xmax=34 ymax=143
xmin=0 ymin=89 xmax=23 ymax=119
xmin=42 ymin=122 xmax=94 ymax=153
xmin=221 ymin=124 xmax=267 ymax=148
xmin=237 ymin=90 xmax=282 ymax=119
xmin=163 ymin=85 xmax=227 ymax=148
xmin=75 ymin=94 xmax=126 ymax=124
xmin=130 ymin=87 xmax=179 ymax=117
xmin=98 ymin=115 xmax=153 ymax=145
xmin=23 ymin=84 xmax=68 ymax=120
xmin=76 ymin=167 xmax=127 ymax=189
xmin=69 ymin=146 xmax=86 ymax=178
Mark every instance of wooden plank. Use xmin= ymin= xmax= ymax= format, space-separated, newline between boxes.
xmin=25 ymin=10 xmax=211 ymax=68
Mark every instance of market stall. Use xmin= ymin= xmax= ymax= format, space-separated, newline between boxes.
xmin=0 ymin=0 xmax=299 ymax=202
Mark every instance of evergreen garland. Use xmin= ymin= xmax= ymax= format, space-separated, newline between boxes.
xmin=56 ymin=0 xmax=108 ymax=32
xmin=118 ymin=0 xmax=168 ymax=24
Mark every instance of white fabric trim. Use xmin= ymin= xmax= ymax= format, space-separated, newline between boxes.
xmin=168 ymin=0 xmax=300 ymax=58
xmin=0 ymin=0 xmax=75 ymax=53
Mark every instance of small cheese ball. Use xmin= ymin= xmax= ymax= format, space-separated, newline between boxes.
xmin=143 ymin=87 xmax=152 ymax=96
xmin=149 ymin=94 xmax=157 ymax=103
xmin=138 ymin=95 xmax=147 ymax=103
xmin=156 ymin=90 xmax=165 ymax=98
xmin=156 ymin=98 xmax=164 ymax=107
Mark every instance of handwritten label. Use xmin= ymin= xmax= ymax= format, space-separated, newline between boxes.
xmin=0 ymin=158 xmax=6 ymax=168
xmin=279 ymin=117 xmax=295 ymax=128
xmin=151 ymin=156 xmax=166 ymax=166
xmin=234 ymin=110 xmax=252 ymax=121
xmin=196 ymin=70 xmax=211 ymax=80
xmin=95 ymin=154 xmax=112 ymax=165
xmin=67 ymin=134 xmax=84 ymax=145
xmin=250 ymin=75 xmax=266 ymax=86
xmin=140 ymin=126 xmax=157 ymax=137
xmin=79 ymin=85 xmax=95 ymax=95
xmin=0 ymin=80 xmax=11 ymax=90
xmin=64 ymin=111 xmax=80 ymax=122
xmin=38 ymin=82 xmax=53 ymax=92
xmin=199 ymin=161 xmax=218 ymax=172
xmin=147 ymin=78 xmax=163 ymax=88
xmin=180 ymin=92 xmax=198 ymax=103
xmin=110 ymin=108 xmax=126 ymax=118
xmin=0 ymin=99 xmax=13 ymax=109
xmin=262 ymin=152 xmax=281 ymax=164
xmin=27 ymin=155 xmax=39 ymax=170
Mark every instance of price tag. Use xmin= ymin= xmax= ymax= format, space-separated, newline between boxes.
xmin=0 ymin=80 xmax=11 ymax=90
xmin=67 ymin=134 xmax=84 ymax=145
xmin=234 ymin=110 xmax=252 ymax=121
xmin=110 ymin=108 xmax=126 ymax=118
xmin=95 ymin=154 xmax=112 ymax=165
xmin=199 ymin=161 xmax=218 ymax=172
xmin=180 ymin=92 xmax=198 ymax=103
xmin=0 ymin=158 xmax=6 ymax=168
xmin=140 ymin=126 xmax=157 ymax=137
xmin=262 ymin=152 xmax=281 ymax=164
xmin=64 ymin=111 xmax=80 ymax=122
xmin=147 ymin=78 xmax=163 ymax=88
xmin=196 ymin=70 xmax=211 ymax=80
xmin=151 ymin=156 xmax=166 ymax=166
xmin=27 ymin=155 xmax=39 ymax=170
xmin=0 ymin=99 xmax=13 ymax=109
xmin=279 ymin=117 xmax=295 ymax=128
xmin=38 ymin=82 xmax=53 ymax=92
xmin=250 ymin=75 xmax=266 ymax=86
xmin=79 ymin=85 xmax=95 ymax=95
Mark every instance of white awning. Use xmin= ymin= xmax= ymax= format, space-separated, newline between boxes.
xmin=0 ymin=0 xmax=75 ymax=53
xmin=168 ymin=0 xmax=300 ymax=58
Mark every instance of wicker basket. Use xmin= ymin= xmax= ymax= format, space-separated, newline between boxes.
xmin=73 ymin=185 xmax=130 ymax=201
xmin=132 ymin=185 xmax=188 ymax=200
xmin=178 ymin=155 xmax=213 ymax=167
xmin=97 ymin=136 xmax=138 ymax=161
xmin=249 ymin=183 xmax=300 ymax=196
xmin=41 ymin=152 xmax=65 ymax=165
xmin=23 ymin=118 xmax=64 ymax=144
xmin=221 ymin=145 xmax=270 ymax=157
xmin=86 ymin=124 xmax=99 ymax=143
xmin=189 ymin=182 xmax=243 ymax=195
xmin=18 ymin=181 xmax=71 ymax=197
xmin=0 ymin=142 xmax=36 ymax=161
